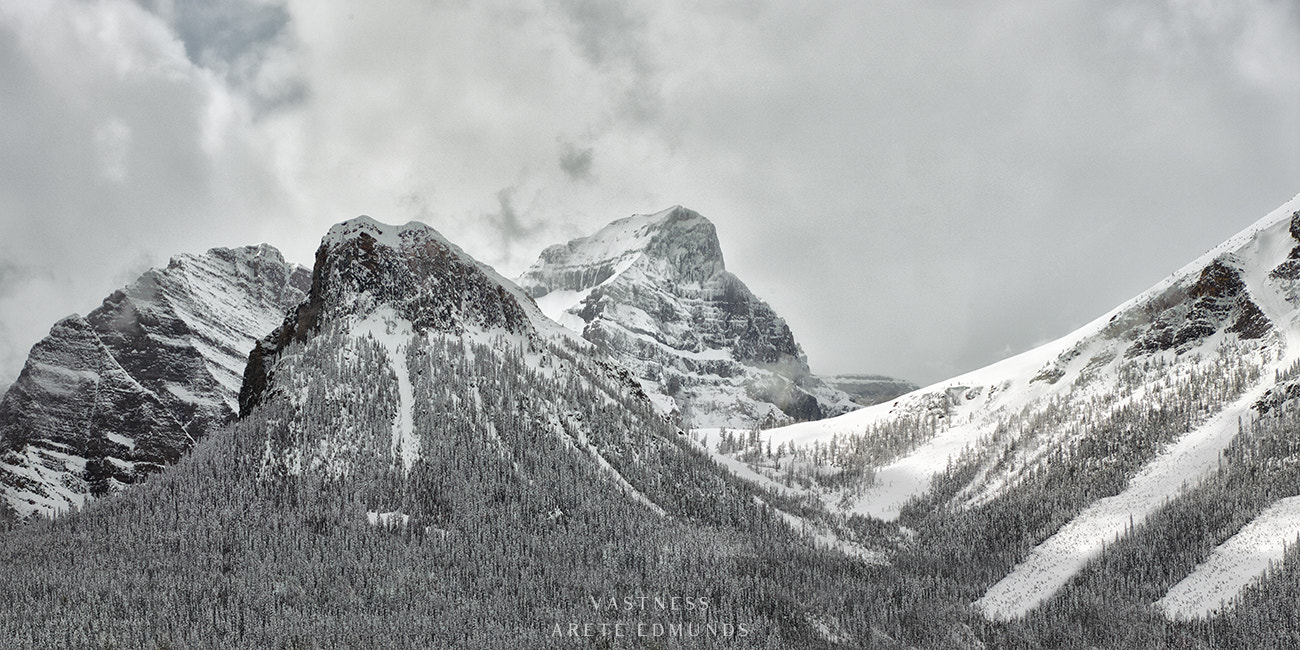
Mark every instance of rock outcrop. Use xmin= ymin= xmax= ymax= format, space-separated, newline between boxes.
xmin=0 ymin=245 xmax=309 ymax=518
xmin=517 ymin=206 xmax=858 ymax=428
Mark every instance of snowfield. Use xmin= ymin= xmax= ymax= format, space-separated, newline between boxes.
xmin=973 ymin=381 xmax=1275 ymax=620
xmin=973 ymin=197 xmax=1300 ymax=620
xmin=353 ymin=308 xmax=419 ymax=471
xmin=1156 ymin=496 xmax=1300 ymax=620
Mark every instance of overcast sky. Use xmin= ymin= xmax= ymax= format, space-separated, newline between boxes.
xmin=0 ymin=0 xmax=1297 ymax=388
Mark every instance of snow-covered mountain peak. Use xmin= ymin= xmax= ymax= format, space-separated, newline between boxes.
xmin=760 ymin=193 xmax=1300 ymax=521
xmin=321 ymin=215 xmax=455 ymax=252
xmin=239 ymin=215 xmax=587 ymax=416
xmin=290 ymin=215 xmax=566 ymax=339
xmin=516 ymin=206 xmax=860 ymax=428
xmin=1 ymin=244 xmax=310 ymax=518
xmin=518 ymin=205 xmax=724 ymax=304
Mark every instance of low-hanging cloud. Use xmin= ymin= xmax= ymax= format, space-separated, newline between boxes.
xmin=133 ymin=0 xmax=306 ymax=111
xmin=0 ymin=0 xmax=290 ymax=385
xmin=0 ymin=0 xmax=1296 ymax=389
xmin=559 ymin=142 xmax=595 ymax=181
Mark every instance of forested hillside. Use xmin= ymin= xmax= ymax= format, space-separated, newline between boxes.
xmin=0 ymin=324 xmax=906 ymax=649
xmin=5 ymin=208 xmax=1300 ymax=649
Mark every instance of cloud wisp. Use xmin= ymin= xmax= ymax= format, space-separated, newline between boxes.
xmin=0 ymin=0 xmax=1296 ymax=387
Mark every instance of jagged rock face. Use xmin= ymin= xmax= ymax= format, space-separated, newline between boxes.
xmin=0 ymin=316 xmax=183 ymax=507
xmin=517 ymin=206 xmax=857 ymax=428
xmin=1124 ymin=259 xmax=1272 ymax=356
xmin=240 ymin=217 xmax=550 ymax=417
xmin=1267 ymin=211 xmax=1300 ymax=291
xmin=0 ymin=245 xmax=310 ymax=518
xmin=236 ymin=217 xmax=679 ymax=498
xmin=90 ymin=245 xmax=312 ymax=435
xmin=294 ymin=217 xmax=532 ymax=338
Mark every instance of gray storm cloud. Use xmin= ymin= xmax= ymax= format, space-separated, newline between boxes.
xmin=0 ymin=0 xmax=1296 ymax=389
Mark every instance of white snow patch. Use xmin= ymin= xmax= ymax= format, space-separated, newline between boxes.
xmin=105 ymin=456 xmax=134 ymax=471
xmin=353 ymin=308 xmax=419 ymax=470
xmin=366 ymin=510 xmax=410 ymax=528
xmin=103 ymin=432 xmax=136 ymax=451
xmin=764 ymin=332 xmax=1075 ymax=520
xmin=532 ymin=288 xmax=593 ymax=332
xmin=163 ymin=382 xmax=223 ymax=408
xmin=1156 ymin=495 xmax=1300 ymax=620
xmin=973 ymin=381 xmax=1275 ymax=620
xmin=29 ymin=362 xmax=100 ymax=394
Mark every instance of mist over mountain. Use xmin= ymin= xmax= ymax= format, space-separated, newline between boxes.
xmin=0 ymin=215 xmax=895 ymax=648
xmin=517 ymin=206 xmax=867 ymax=429
xmin=0 ymin=245 xmax=309 ymax=518
xmin=822 ymin=375 xmax=920 ymax=407
xmin=4 ymin=199 xmax=1300 ymax=647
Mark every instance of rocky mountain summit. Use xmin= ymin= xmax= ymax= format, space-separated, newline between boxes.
xmin=233 ymin=216 xmax=873 ymax=561
xmin=0 ymin=215 xmax=888 ymax=649
xmin=517 ymin=206 xmax=860 ymax=428
xmin=239 ymin=216 xmax=566 ymax=419
xmin=6 ymin=202 xmax=1300 ymax=646
xmin=0 ymin=245 xmax=309 ymax=518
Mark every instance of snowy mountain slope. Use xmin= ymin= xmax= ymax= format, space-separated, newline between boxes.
xmin=1155 ymin=495 xmax=1300 ymax=620
xmin=763 ymin=195 xmax=1300 ymax=518
xmin=972 ymin=378 xmax=1277 ymax=620
xmin=239 ymin=216 xmax=677 ymax=486
xmin=92 ymin=245 xmax=312 ymax=430
xmin=239 ymin=216 xmax=582 ymax=417
xmin=241 ymin=216 xmax=883 ymax=566
xmin=0 ymin=245 xmax=309 ymax=519
xmin=0 ymin=315 xmax=184 ymax=514
xmin=0 ymin=218 xmax=901 ymax=649
xmin=516 ymin=206 xmax=860 ymax=428
xmin=703 ymin=193 xmax=1300 ymax=620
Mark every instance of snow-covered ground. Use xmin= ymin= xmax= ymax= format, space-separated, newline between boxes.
xmin=763 ymin=195 xmax=1300 ymax=526
xmin=972 ymin=381 xmax=1275 ymax=620
xmin=762 ymin=328 xmax=1077 ymax=520
xmin=353 ymin=308 xmax=419 ymax=471
xmin=972 ymin=197 xmax=1300 ymax=621
xmin=690 ymin=428 xmax=885 ymax=564
xmin=1156 ymin=496 xmax=1300 ymax=620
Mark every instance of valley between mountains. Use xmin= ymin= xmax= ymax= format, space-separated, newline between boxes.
xmin=3 ymin=197 xmax=1300 ymax=648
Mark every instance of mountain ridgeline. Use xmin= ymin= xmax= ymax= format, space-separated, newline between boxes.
xmin=517 ymin=206 xmax=863 ymax=428
xmin=237 ymin=217 xmax=540 ymax=418
xmin=5 ymin=199 xmax=1300 ymax=648
xmin=0 ymin=216 xmax=898 ymax=648
xmin=0 ymin=245 xmax=309 ymax=518
xmin=712 ymin=194 xmax=1300 ymax=643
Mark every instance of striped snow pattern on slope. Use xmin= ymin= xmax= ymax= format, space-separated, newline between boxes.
xmin=974 ymin=196 xmax=1300 ymax=620
xmin=764 ymin=194 xmax=1300 ymax=524
xmin=972 ymin=382 xmax=1273 ymax=620
xmin=1156 ymin=496 xmax=1300 ymax=620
